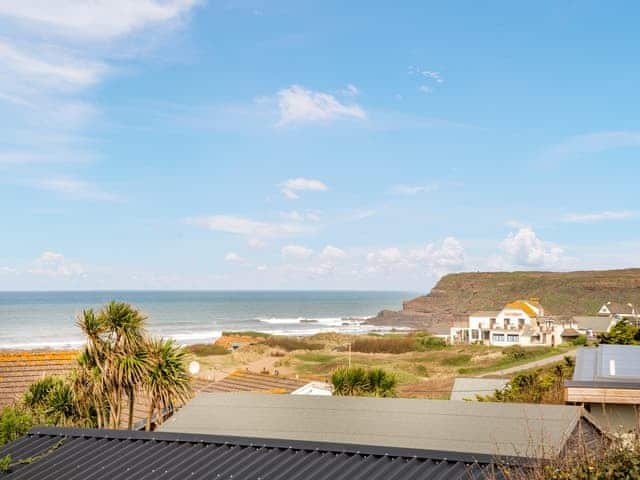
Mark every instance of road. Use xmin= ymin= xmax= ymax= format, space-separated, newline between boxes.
xmin=479 ymin=348 xmax=577 ymax=377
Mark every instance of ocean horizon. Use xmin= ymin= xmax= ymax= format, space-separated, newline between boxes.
xmin=0 ymin=290 xmax=417 ymax=350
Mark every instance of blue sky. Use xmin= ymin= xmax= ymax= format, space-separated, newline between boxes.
xmin=0 ymin=1 xmax=639 ymax=290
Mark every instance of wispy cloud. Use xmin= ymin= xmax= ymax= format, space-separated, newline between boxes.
xmin=224 ymin=252 xmax=245 ymax=263
xmin=389 ymin=183 xmax=438 ymax=196
xmin=544 ymin=131 xmax=640 ymax=160
xmin=281 ymin=244 xmax=314 ymax=259
xmin=563 ymin=210 xmax=635 ymax=223
xmin=276 ymin=85 xmax=366 ymax=126
xmin=0 ymin=0 xmax=199 ymax=171
xmin=30 ymin=176 xmax=120 ymax=201
xmin=0 ymin=0 xmax=198 ymax=40
xmin=280 ymin=177 xmax=328 ymax=200
xmin=186 ymin=214 xmax=316 ymax=238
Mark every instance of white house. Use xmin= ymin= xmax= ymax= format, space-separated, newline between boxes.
xmin=598 ymin=302 xmax=639 ymax=322
xmin=452 ymin=298 xmax=575 ymax=347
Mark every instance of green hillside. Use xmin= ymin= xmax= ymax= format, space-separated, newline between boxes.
xmin=403 ymin=269 xmax=640 ymax=317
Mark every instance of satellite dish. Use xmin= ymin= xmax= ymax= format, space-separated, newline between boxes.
xmin=189 ymin=361 xmax=200 ymax=375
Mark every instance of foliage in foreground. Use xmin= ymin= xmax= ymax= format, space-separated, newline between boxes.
xmin=0 ymin=407 xmax=32 ymax=447
xmin=331 ymin=366 xmax=397 ymax=397
xmin=490 ymin=437 xmax=640 ymax=480
xmin=478 ymin=356 xmax=575 ymax=404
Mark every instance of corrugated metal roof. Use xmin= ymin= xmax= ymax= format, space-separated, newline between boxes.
xmin=160 ymin=392 xmax=587 ymax=459
xmin=449 ymin=378 xmax=508 ymax=401
xmin=0 ymin=427 xmax=519 ymax=480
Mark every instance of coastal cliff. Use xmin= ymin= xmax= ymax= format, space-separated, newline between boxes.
xmin=368 ymin=268 xmax=640 ymax=328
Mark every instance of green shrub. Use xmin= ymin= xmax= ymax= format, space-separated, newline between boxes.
xmin=502 ymin=345 xmax=528 ymax=360
xmin=186 ymin=344 xmax=230 ymax=356
xmin=0 ymin=407 xmax=33 ymax=447
xmin=266 ymin=336 xmax=323 ymax=351
xmin=416 ymin=335 xmax=447 ymax=349
xmin=440 ymin=354 xmax=472 ymax=366
xmin=331 ymin=366 xmax=396 ymax=397
xmin=571 ymin=335 xmax=588 ymax=346
xmin=350 ymin=336 xmax=416 ymax=354
xmin=221 ymin=331 xmax=271 ymax=338
xmin=599 ymin=319 xmax=640 ymax=345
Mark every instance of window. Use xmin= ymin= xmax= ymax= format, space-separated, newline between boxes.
xmin=507 ymin=334 xmax=519 ymax=343
xmin=492 ymin=333 xmax=505 ymax=342
xmin=471 ymin=330 xmax=479 ymax=340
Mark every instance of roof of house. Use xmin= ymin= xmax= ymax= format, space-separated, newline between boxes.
xmin=504 ymin=301 xmax=539 ymax=318
xmin=567 ymin=345 xmax=640 ymax=388
xmin=449 ymin=377 xmax=508 ymax=401
xmin=469 ymin=311 xmax=500 ymax=318
xmin=0 ymin=351 xmax=76 ymax=410
xmin=159 ymin=392 xmax=594 ymax=459
xmin=0 ymin=427 xmax=521 ymax=480
xmin=573 ymin=316 xmax=615 ymax=333
xmin=192 ymin=370 xmax=307 ymax=394
xmin=600 ymin=302 xmax=635 ymax=315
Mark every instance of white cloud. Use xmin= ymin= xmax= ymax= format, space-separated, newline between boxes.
xmin=31 ymin=176 xmax=119 ymax=201
xmin=389 ymin=183 xmax=437 ymax=196
xmin=247 ymin=238 xmax=266 ymax=249
xmin=366 ymin=238 xmax=465 ymax=276
xmin=499 ymin=227 xmax=564 ymax=268
xmin=280 ymin=177 xmax=328 ymax=200
xmin=0 ymin=0 xmax=198 ymax=169
xmin=276 ymin=85 xmax=366 ymax=126
xmin=29 ymin=251 xmax=85 ymax=277
xmin=409 ymin=66 xmax=444 ymax=84
xmin=224 ymin=252 xmax=244 ymax=263
xmin=282 ymin=244 xmax=314 ymax=259
xmin=418 ymin=85 xmax=432 ymax=94
xmin=186 ymin=215 xmax=314 ymax=238
xmin=347 ymin=209 xmax=377 ymax=221
xmin=563 ymin=211 xmax=635 ymax=223
xmin=340 ymin=84 xmax=359 ymax=96
xmin=0 ymin=0 xmax=198 ymax=40
xmin=0 ymin=41 xmax=107 ymax=91
xmin=321 ymin=245 xmax=347 ymax=260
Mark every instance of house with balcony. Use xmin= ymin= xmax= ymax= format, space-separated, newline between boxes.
xmin=451 ymin=298 xmax=576 ymax=347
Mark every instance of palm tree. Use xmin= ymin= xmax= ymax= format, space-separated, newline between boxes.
xmin=76 ymin=302 xmax=148 ymax=429
xmin=144 ymin=338 xmax=192 ymax=431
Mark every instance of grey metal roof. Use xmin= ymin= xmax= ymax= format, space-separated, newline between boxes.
xmin=571 ymin=345 xmax=640 ymax=385
xmin=160 ymin=392 xmax=588 ymax=459
xmin=449 ymin=378 xmax=508 ymax=401
xmin=572 ymin=316 xmax=614 ymax=333
xmin=0 ymin=427 xmax=520 ymax=480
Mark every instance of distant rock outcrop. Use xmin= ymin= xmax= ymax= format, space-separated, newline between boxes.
xmin=367 ymin=268 xmax=640 ymax=329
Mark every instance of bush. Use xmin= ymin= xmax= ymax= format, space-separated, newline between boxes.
xmin=416 ymin=335 xmax=447 ymax=349
xmin=331 ymin=366 xmax=396 ymax=397
xmin=502 ymin=345 xmax=528 ymax=360
xmin=0 ymin=406 xmax=32 ymax=447
xmin=265 ymin=336 xmax=323 ymax=351
xmin=599 ymin=320 xmax=640 ymax=345
xmin=350 ymin=336 xmax=416 ymax=354
xmin=572 ymin=335 xmax=588 ymax=346
xmin=440 ymin=354 xmax=472 ymax=366
xmin=478 ymin=356 xmax=575 ymax=404
xmin=221 ymin=331 xmax=271 ymax=338
xmin=186 ymin=344 xmax=230 ymax=356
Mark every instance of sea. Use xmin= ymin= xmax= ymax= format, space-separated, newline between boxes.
xmin=0 ymin=291 xmax=416 ymax=350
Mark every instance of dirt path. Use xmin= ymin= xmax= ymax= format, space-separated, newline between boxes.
xmin=480 ymin=348 xmax=577 ymax=378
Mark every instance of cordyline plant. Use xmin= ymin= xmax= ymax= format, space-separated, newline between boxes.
xmin=76 ymin=301 xmax=192 ymax=430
